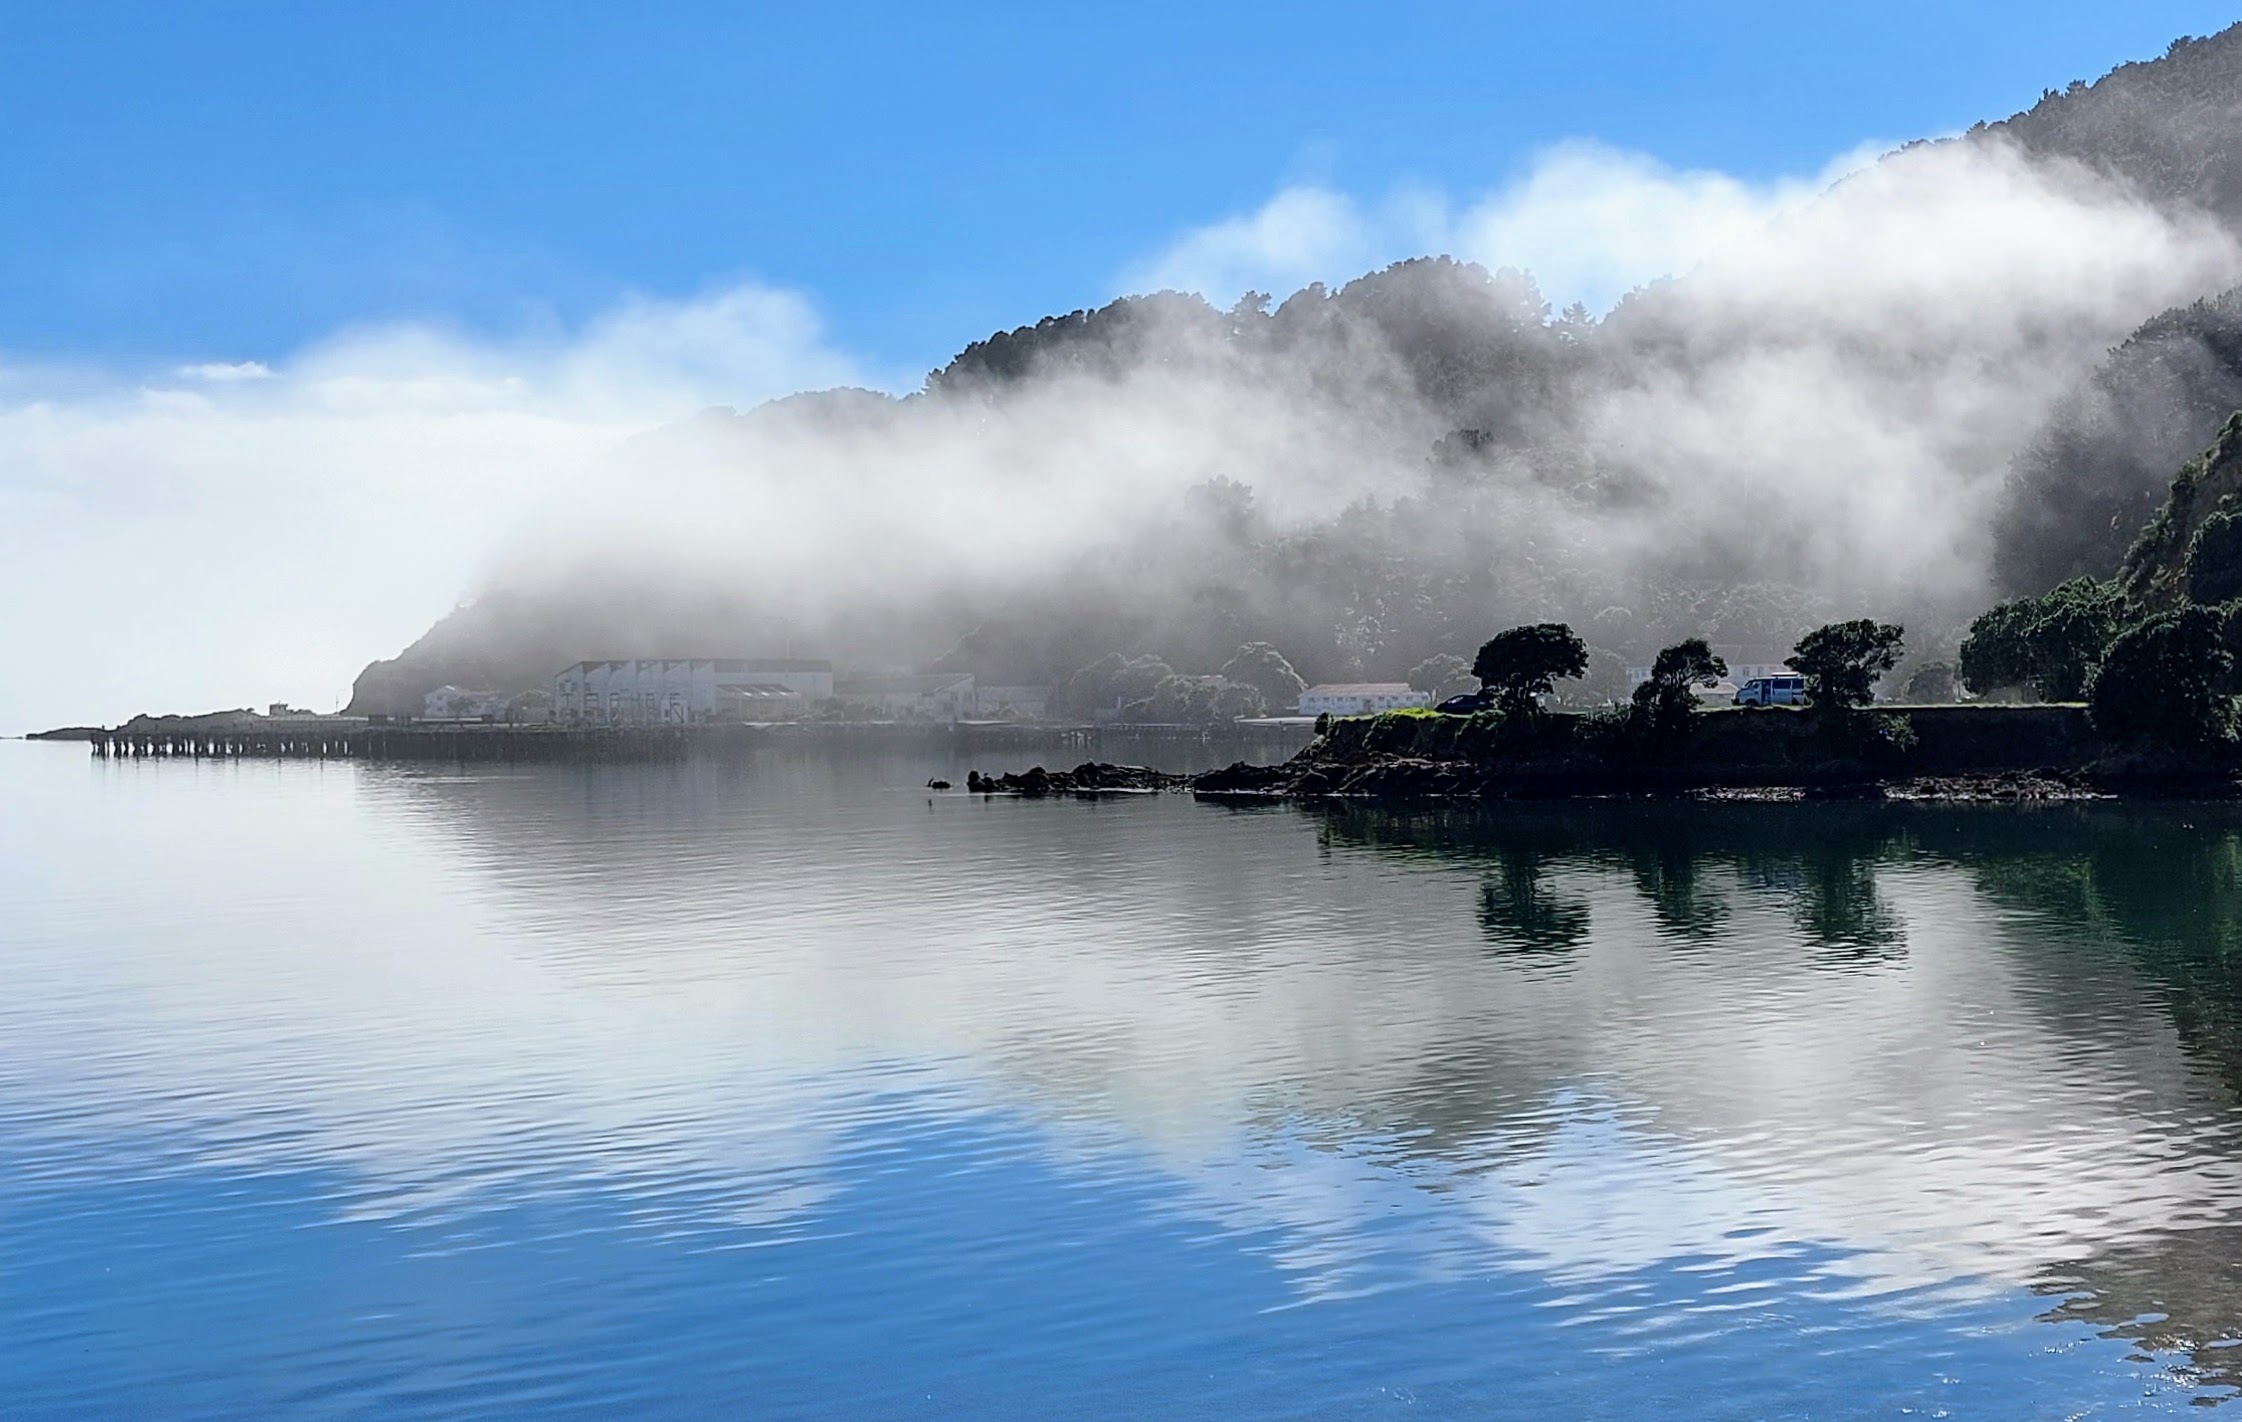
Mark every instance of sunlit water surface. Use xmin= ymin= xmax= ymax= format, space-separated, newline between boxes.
xmin=13 ymin=741 xmax=2242 ymax=1416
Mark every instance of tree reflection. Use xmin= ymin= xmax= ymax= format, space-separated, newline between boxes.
xmin=1311 ymin=799 xmax=1913 ymax=963
xmin=1474 ymin=850 xmax=1590 ymax=957
xmin=1628 ymin=844 xmax=1729 ymax=943
xmin=1793 ymin=844 xmax=1904 ymax=962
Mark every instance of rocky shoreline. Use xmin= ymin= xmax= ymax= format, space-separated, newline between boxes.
xmin=957 ymin=760 xmax=2117 ymax=803
xmin=962 ymin=763 xmax=1195 ymax=796
xmin=963 ymin=739 xmax=2242 ymax=805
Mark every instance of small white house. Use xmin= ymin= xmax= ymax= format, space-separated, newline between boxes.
xmin=1297 ymin=683 xmax=1431 ymax=717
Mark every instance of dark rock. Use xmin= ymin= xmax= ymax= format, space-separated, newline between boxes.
xmin=963 ymin=761 xmax=1192 ymax=797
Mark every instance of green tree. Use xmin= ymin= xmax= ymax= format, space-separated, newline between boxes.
xmin=1957 ymin=602 xmax=2033 ymax=695
xmin=2188 ymin=509 xmax=2242 ymax=605
xmin=1903 ymin=661 xmax=1958 ymax=703
xmin=1209 ymin=678 xmax=1268 ymax=722
xmin=1218 ymin=642 xmax=1306 ymax=710
xmin=1788 ymin=620 xmax=1905 ymax=710
xmin=1473 ymin=623 xmax=1589 ymax=717
xmin=1630 ymin=637 xmax=1728 ymax=733
xmin=1959 ymin=578 xmax=2121 ymax=701
xmin=1407 ymin=652 xmax=1476 ymax=702
xmin=2088 ymin=607 xmax=2235 ymax=748
xmin=1057 ymin=653 xmax=1173 ymax=717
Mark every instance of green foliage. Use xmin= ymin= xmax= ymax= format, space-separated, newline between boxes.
xmin=1995 ymin=292 xmax=2242 ymax=592
xmin=1406 ymin=653 xmax=1476 ymax=702
xmin=2088 ymin=606 xmax=2236 ymax=749
xmin=1055 ymin=653 xmax=1173 ymax=717
xmin=1788 ymin=620 xmax=1905 ymax=710
xmin=1958 ymin=578 xmax=2122 ymax=700
xmin=2120 ymin=412 xmax=2242 ymax=600
xmin=1145 ymin=673 xmax=1265 ymax=725
xmin=1472 ymin=623 xmax=1589 ymax=717
xmin=2188 ymin=507 xmax=2242 ymax=604
xmin=1217 ymin=642 xmax=1305 ymax=710
xmin=1210 ymin=678 xmax=1268 ymax=721
xmin=1903 ymin=661 xmax=1958 ymax=703
xmin=1629 ymin=637 xmax=1729 ymax=735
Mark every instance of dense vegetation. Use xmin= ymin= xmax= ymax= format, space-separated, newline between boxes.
xmin=1953 ymin=411 xmax=2242 ymax=759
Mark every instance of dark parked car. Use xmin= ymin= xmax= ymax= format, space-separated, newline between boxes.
xmin=1435 ymin=692 xmax=1490 ymax=714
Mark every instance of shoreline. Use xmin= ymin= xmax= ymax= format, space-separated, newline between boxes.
xmin=965 ymin=704 xmax=2242 ymax=803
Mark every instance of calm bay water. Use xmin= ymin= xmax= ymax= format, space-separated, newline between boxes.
xmin=12 ymin=742 xmax=2242 ymax=1416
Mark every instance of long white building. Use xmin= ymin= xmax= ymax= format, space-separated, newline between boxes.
xmin=555 ymin=659 xmax=834 ymax=724
xmin=1296 ymin=683 xmax=1431 ymax=716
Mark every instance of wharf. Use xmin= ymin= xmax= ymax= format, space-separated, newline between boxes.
xmin=86 ymin=719 xmax=1117 ymax=762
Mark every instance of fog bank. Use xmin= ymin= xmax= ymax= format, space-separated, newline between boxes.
xmin=4 ymin=134 xmax=2237 ymax=729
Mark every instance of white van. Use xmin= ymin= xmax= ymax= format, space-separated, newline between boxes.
xmin=1734 ymin=674 xmax=1808 ymax=707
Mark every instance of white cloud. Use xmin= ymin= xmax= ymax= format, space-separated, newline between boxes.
xmin=6 ymin=136 xmax=2240 ymax=733
xmin=0 ymin=283 xmax=865 ymax=731
xmin=1129 ymin=141 xmax=1883 ymax=313
xmin=177 ymin=360 xmax=276 ymax=382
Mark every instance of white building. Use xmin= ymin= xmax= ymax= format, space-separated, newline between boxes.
xmin=1297 ymin=683 xmax=1431 ymax=716
xmin=421 ymin=686 xmax=510 ymax=721
xmin=555 ymin=659 xmax=834 ymax=724
xmin=833 ymin=673 xmax=977 ymax=723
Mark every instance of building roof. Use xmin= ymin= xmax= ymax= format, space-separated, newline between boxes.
xmin=1302 ymin=682 xmax=1418 ymax=696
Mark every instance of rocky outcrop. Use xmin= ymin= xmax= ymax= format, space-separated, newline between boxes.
xmin=963 ymin=762 xmax=1193 ymax=796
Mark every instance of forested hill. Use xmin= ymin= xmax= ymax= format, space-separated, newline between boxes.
xmin=347 ymin=21 xmax=2242 ymax=717
xmin=1994 ymin=286 xmax=2242 ymax=591
xmin=1973 ymin=26 xmax=2242 ymax=224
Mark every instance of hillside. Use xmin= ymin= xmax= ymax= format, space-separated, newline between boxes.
xmin=345 ymin=22 xmax=2242 ymax=717
xmin=2114 ymin=410 xmax=2242 ymax=609
xmin=1993 ymin=285 xmax=2242 ymax=592
xmin=1974 ymin=27 xmax=2242 ymax=224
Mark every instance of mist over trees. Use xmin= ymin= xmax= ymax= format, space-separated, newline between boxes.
xmin=346 ymin=23 xmax=2242 ymax=716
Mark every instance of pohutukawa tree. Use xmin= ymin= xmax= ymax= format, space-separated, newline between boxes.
xmin=1632 ymin=637 xmax=1728 ymax=732
xmin=1788 ymin=620 xmax=1905 ymax=710
xmin=1472 ymin=623 xmax=1589 ymax=717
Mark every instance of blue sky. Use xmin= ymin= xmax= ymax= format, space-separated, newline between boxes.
xmin=3 ymin=1 xmax=2239 ymax=380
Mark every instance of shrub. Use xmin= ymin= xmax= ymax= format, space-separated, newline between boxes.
xmin=2088 ymin=606 xmax=2235 ymax=749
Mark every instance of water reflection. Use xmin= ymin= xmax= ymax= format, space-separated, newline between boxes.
xmin=1313 ymin=797 xmax=2242 ymax=1388
xmin=19 ymin=748 xmax=2242 ymax=1408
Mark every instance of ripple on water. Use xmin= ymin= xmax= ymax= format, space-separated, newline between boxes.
xmin=6 ymin=746 xmax=2242 ymax=1413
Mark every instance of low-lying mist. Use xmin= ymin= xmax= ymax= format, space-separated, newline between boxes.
xmin=4 ymin=128 xmax=2237 ymax=729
